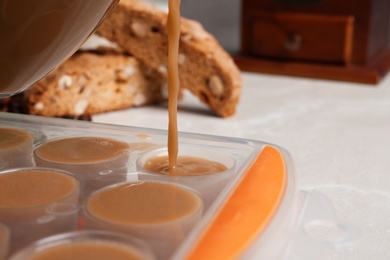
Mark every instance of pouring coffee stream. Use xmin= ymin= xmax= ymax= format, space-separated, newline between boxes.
xmin=167 ymin=0 xmax=181 ymax=172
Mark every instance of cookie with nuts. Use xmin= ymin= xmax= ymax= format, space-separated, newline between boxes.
xmin=16 ymin=52 xmax=167 ymax=118
xmin=96 ymin=0 xmax=242 ymax=117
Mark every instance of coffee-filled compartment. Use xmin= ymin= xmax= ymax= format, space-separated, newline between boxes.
xmin=8 ymin=230 xmax=155 ymax=260
xmin=0 ymin=127 xmax=34 ymax=170
xmin=84 ymin=180 xmax=203 ymax=260
xmin=0 ymin=167 xmax=80 ymax=255
xmin=33 ymin=136 xmax=131 ymax=202
xmin=137 ymin=146 xmax=236 ymax=210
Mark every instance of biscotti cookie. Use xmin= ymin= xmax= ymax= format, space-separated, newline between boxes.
xmin=0 ymin=94 xmax=93 ymax=120
xmin=96 ymin=0 xmax=242 ymax=117
xmin=18 ymin=52 xmax=167 ymax=118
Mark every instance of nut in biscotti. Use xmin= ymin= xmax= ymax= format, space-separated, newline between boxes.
xmin=130 ymin=21 xmax=149 ymax=38
xmin=208 ymin=75 xmax=224 ymax=97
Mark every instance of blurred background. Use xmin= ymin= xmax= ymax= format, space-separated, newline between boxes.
xmin=148 ymin=0 xmax=241 ymax=54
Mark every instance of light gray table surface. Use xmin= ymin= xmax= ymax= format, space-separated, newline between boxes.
xmin=94 ymin=72 xmax=390 ymax=259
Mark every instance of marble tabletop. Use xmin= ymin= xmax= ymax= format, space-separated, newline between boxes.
xmin=94 ymin=72 xmax=390 ymax=259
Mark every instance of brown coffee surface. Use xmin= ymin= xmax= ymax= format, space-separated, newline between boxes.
xmin=0 ymin=169 xmax=77 ymax=208
xmin=0 ymin=128 xmax=31 ymax=150
xmin=143 ymin=155 xmax=228 ymax=176
xmin=87 ymin=182 xmax=202 ymax=225
xmin=0 ymin=0 xmax=118 ymax=97
xmin=29 ymin=241 xmax=144 ymax=260
xmin=34 ymin=137 xmax=129 ymax=164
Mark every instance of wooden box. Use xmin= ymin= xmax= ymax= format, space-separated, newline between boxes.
xmin=235 ymin=0 xmax=390 ymax=84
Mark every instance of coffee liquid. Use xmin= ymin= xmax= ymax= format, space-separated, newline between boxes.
xmin=0 ymin=128 xmax=31 ymax=150
xmin=166 ymin=0 xmax=230 ymax=176
xmin=144 ymin=156 xmax=228 ymax=176
xmin=34 ymin=137 xmax=129 ymax=164
xmin=87 ymin=182 xmax=202 ymax=225
xmin=28 ymin=241 xmax=144 ymax=260
xmin=167 ymin=0 xmax=181 ymax=171
xmin=0 ymin=169 xmax=77 ymax=208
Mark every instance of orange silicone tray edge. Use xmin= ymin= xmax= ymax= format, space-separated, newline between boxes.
xmin=184 ymin=145 xmax=287 ymax=260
